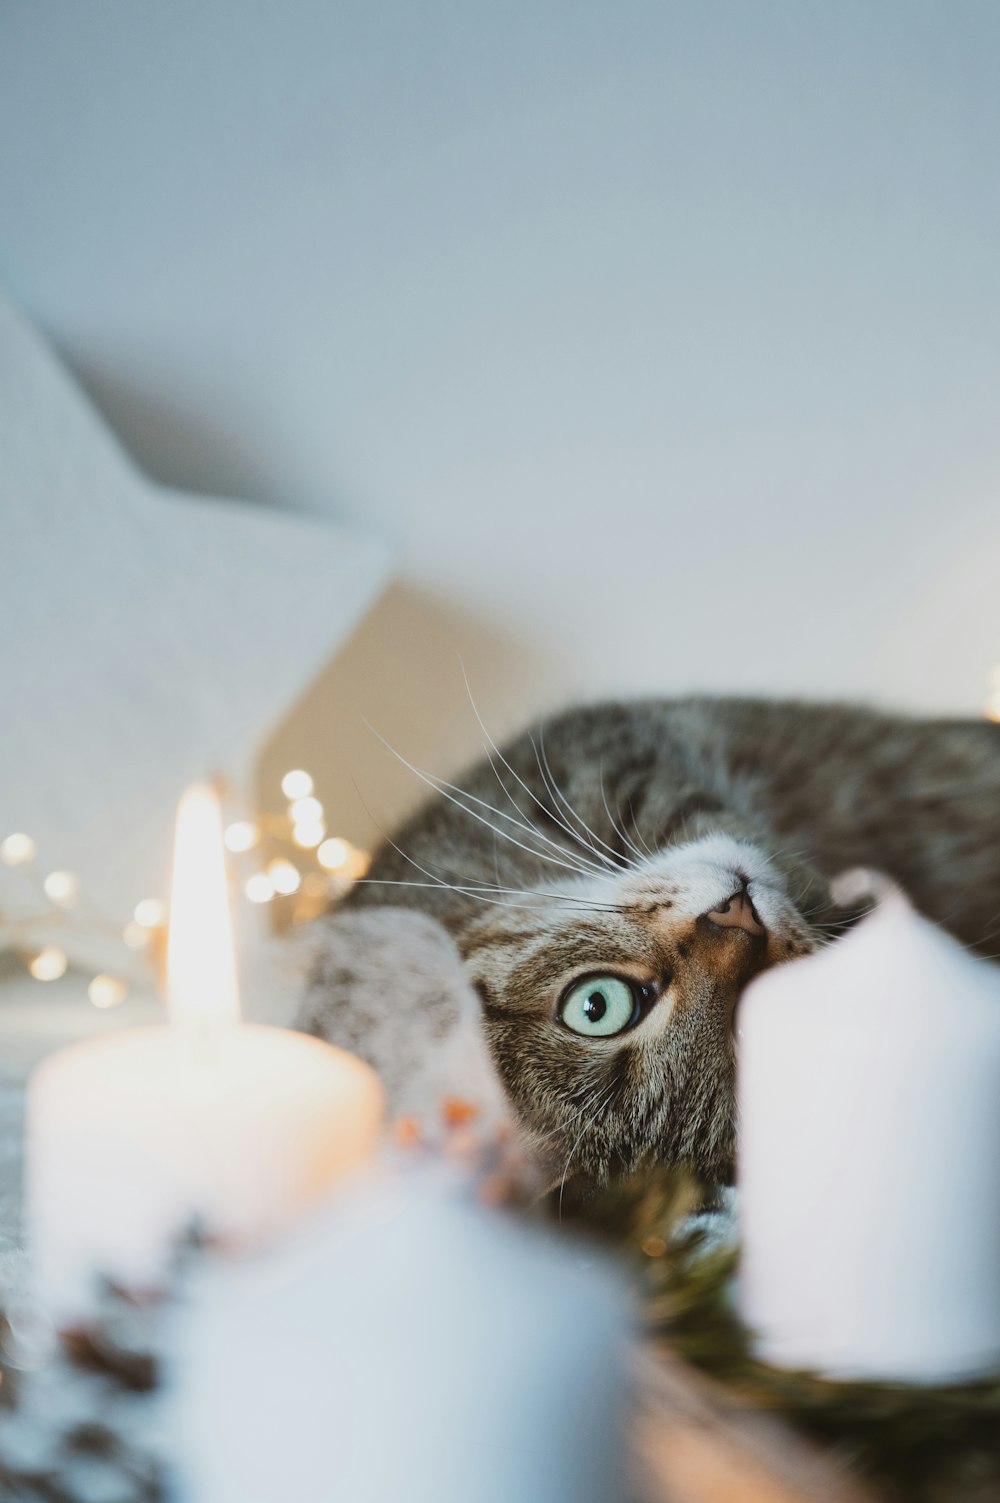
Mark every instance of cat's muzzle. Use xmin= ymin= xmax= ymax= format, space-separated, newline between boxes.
xmin=700 ymin=885 xmax=766 ymax=940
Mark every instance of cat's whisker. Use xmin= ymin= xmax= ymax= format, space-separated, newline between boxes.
xmin=359 ymin=715 xmax=595 ymax=877
xmin=428 ymin=742 xmax=614 ymax=877
xmin=458 ymin=665 xmax=621 ymax=876
xmin=534 ymin=731 xmax=632 ymax=873
xmin=597 ymin=778 xmax=648 ymax=866
xmin=443 ymin=784 xmax=609 ymax=880
xmin=937 ymin=899 xmax=1000 ymax=953
xmin=458 ymin=894 xmax=623 ymax=916
xmin=533 ymin=731 xmax=629 ymax=871
xmin=557 ymin=1084 xmax=616 ymax=1221
xmin=349 ymin=783 xmax=592 ymax=914
xmin=622 ymin=802 xmax=655 ymax=861
xmin=351 ymin=779 xmax=502 ymax=896
xmin=597 ymin=763 xmax=649 ymax=866
xmin=353 ymin=876 xmax=624 ymax=913
xmin=971 ymin=917 xmax=1000 ymax=947
xmin=363 ymin=719 xmax=611 ymax=882
xmin=480 ymin=745 xmax=613 ymax=880
xmin=776 ymin=846 xmax=814 ymax=864
xmin=527 ymin=1079 xmax=616 ymax=1150
xmin=481 ymin=733 xmax=610 ymax=873
xmin=492 ymin=829 xmax=505 ymax=894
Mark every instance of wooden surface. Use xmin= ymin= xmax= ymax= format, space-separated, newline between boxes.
xmin=632 ymin=1350 xmax=879 ymax=1503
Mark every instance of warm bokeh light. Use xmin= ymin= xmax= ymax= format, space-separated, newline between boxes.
xmin=88 ymin=974 xmax=128 ymax=1009
xmin=43 ymin=870 xmax=79 ymax=907
xmin=245 ymin=873 xmax=275 ymax=903
xmin=1 ymin=832 xmax=36 ymax=866
xmin=266 ymin=858 xmax=301 ymax=895
xmin=290 ymin=795 xmax=323 ymax=825
xmin=292 ymin=821 xmax=325 ymax=849
xmin=281 ymin=769 xmax=314 ymax=800
xmin=317 ymin=836 xmax=350 ymax=871
xmin=30 ymin=947 xmax=68 ymax=981
xmin=224 ymin=820 xmax=259 ymax=853
xmin=134 ymin=897 xmax=166 ymax=928
xmin=985 ymin=666 xmax=1000 ymax=723
xmin=122 ymin=921 xmax=150 ymax=950
xmin=167 ymin=784 xmax=240 ymax=1029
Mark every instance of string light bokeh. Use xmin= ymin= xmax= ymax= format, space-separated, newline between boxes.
xmin=0 ymin=768 xmax=369 ymax=1007
xmin=13 ymin=660 xmax=996 ymax=1006
xmin=985 ymin=667 xmax=1000 ymax=723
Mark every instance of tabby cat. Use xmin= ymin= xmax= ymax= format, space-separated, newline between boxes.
xmin=300 ymin=698 xmax=1000 ymax=1189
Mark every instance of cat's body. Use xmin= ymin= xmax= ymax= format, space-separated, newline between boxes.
xmin=301 ymin=697 xmax=1000 ymax=1188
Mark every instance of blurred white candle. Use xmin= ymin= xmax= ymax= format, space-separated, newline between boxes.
xmin=738 ymin=885 xmax=1000 ymax=1381
xmin=173 ymin=1172 xmax=632 ymax=1503
xmin=27 ymin=784 xmax=384 ymax=1323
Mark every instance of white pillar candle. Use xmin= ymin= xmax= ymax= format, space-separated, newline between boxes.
xmin=173 ymin=1173 xmax=632 ymax=1503
xmin=27 ymin=784 xmax=384 ymax=1323
xmin=738 ymin=884 xmax=1000 ymax=1382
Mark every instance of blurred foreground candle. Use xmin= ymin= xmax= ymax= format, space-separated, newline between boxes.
xmin=738 ymin=883 xmax=1000 ymax=1381
xmin=173 ymin=1173 xmax=631 ymax=1503
xmin=27 ymin=784 xmax=384 ymax=1323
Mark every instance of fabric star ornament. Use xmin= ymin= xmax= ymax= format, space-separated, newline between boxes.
xmin=0 ymin=292 xmax=390 ymax=961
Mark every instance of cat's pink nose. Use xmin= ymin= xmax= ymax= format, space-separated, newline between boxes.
xmin=703 ymin=888 xmax=765 ymax=938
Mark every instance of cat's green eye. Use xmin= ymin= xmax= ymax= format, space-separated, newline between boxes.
xmin=559 ymin=975 xmax=638 ymax=1038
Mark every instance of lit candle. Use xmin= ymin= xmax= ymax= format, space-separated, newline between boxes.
xmin=166 ymin=784 xmax=240 ymax=1031
xmin=26 ymin=784 xmax=384 ymax=1323
xmin=738 ymin=883 xmax=1000 ymax=1381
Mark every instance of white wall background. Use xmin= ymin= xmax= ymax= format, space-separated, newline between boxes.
xmin=1 ymin=1 xmax=998 ymax=839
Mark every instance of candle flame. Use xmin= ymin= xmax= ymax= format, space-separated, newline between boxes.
xmin=167 ymin=784 xmax=240 ymax=1029
xmin=986 ymin=665 xmax=1000 ymax=723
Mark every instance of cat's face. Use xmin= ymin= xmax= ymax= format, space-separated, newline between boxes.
xmin=457 ymin=834 xmax=822 ymax=1188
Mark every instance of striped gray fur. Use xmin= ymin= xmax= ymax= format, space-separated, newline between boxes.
xmin=301 ymin=697 xmax=1000 ymax=1189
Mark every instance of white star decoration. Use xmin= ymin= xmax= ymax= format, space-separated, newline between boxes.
xmin=0 ymin=291 xmax=390 ymax=966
